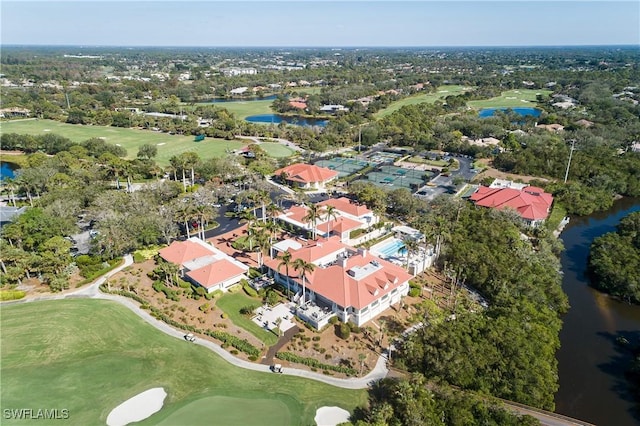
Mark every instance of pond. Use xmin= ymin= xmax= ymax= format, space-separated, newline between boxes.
xmin=478 ymin=107 xmax=541 ymax=118
xmin=245 ymin=114 xmax=328 ymax=127
xmin=0 ymin=161 xmax=18 ymax=180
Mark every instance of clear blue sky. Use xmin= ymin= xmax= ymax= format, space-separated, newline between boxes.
xmin=2 ymin=1 xmax=639 ymax=47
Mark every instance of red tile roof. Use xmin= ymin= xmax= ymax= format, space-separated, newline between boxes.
xmin=316 ymin=216 xmax=362 ymax=234
xmin=185 ymin=259 xmax=246 ymax=289
xmin=303 ymin=252 xmax=411 ymax=310
xmin=318 ymin=197 xmax=372 ymax=217
xmin=469 ymin=186 xmax=553 ymax=221
xmin=274 ymin=163 xmax=338 ymax=184
xmin=159 ymin=240 xmax=214 ymax=265
xmin=289 ymin=101 xmax=307 ymax=109
xmin=265 ymin=239 xmax=411 ymax=310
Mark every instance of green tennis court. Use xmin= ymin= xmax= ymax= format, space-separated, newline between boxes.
xmin=316 ymin=157 xmax=371 ymax=178
xmin=362 ymin=165 xmax=432 ymax=190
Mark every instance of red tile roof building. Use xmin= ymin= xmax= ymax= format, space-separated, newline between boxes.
xmin=264 ymin=237 xmax=410 ymax=327
xmin=273 ymin=163 xmax=338 ymax=189
xmin=277 ymin=198 xmax=379 ymax=243
xmin=159 ymin=237 xmax=249 ymax=293
xmin=469 ymin=185 xmax=554 ymax=226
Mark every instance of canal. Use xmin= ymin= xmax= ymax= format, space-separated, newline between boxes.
xmin=555 ymin=197 xmax=640 ymax=425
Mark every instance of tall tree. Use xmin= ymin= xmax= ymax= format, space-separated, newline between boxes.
xmin=292 ymin=258 xmax=315 ymax=305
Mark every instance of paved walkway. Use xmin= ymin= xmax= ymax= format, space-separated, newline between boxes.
xmin=5 ymin=254 xmax=388 ymax=390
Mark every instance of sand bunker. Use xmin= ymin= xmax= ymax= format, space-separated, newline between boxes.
xmin=315 ymin=406 xmax=350 ymax=426
xmin=106 ymin=387 xmax=166 ymax=426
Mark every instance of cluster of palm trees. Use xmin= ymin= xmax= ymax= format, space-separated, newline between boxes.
xmin=174 ymin=191 xmax=218 ymax=240
xmin=302 ymin=203 xmax=339 ymax=240
xmin=276 ymin=250 xmax=315 ymax=306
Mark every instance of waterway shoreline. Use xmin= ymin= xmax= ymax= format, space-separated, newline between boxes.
xmin=554 ymin=197 xmax=640 ymax=426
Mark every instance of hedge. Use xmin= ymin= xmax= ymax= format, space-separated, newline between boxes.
xmin=204 ymin=330 xmax=261 ymax=356
xmin=275 ymin=352 xmax=357 ymax=376
xmin=0 ymin=289 xmax=26 ymax=301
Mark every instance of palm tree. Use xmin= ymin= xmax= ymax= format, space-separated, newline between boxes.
xmin=176 ymin=202 xmax=196 ymax=239
xmin=267 ymin=202 xmax=284 ymax=223
xmin=323 ymin=205 xmax=339 ymax=238
xmin=303 ymin=204 xmax=324 ymax=240
xmin=277 ymin=251 xmax=293 ymax=300
xmin=292 ymin=258 xmax=315 ymax=306
xmin=403 ymin=237 xmax=419 ymax=270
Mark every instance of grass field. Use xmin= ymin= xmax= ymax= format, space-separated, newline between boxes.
xmin=152 ymin=396 xmax=291 ymax=426
xmin=216 ymin=292 xmax=279 ymax=346
xmin=0 ymin=300 xmax=365 ymax=425
xmin=258 ymin=142 xmax=296 ymax=158
xmin=374 ymin=85 xmax=472 ymax=119
xmin=194 ymin=99 xmax=274 ymax=119
xmin=467 ymin=89 xmax=552 ymax=109
xmin=0 ymin=119 xmax=247 ymax=166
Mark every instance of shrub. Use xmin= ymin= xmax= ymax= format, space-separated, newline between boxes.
xmin=338 ymin=323 xmax=351 ymax=340
xmin=203 ymin=330 xmax=261 ymax=356
xmin=199 ymin=303 xmax=210 ymax=312
xmin=408 ymin=287 xmax=421 ymax=297
xmin=328 ymin=316 xmax=339 ymax=325
xmin=0 ymin=290 xmax=26 ymax=301
xmin=240 ymin=304 xmax=259 ymax=315
xmin=276 ymin=352 xmax=356 ymax=376
xmin=312 ymin=336 xmax=321 ymax=341
xmin=243 ymin=282 xmax=258 ymax=297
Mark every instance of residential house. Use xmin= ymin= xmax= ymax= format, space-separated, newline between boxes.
xmin=469 ymin=185 xmax=554 ymax=227
xmin=273 ymin=163 xmax=338 ymax=189
xmin=158 ymin=237 xmax=249 ymax=293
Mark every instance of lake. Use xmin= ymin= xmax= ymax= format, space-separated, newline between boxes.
xmin=555 ymin=197 xmax=640 ymax=425
xmin=0 ymin=161 xmax=18 ymax=180
xmin=478 ymin=107 xmax=541 ymax=118
xmin=245 ymin=114 xmax=328 ymax=127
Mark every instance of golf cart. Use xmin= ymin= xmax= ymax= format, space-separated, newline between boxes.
xmin=184 ymin=333 xmax=196 ymax=342
xmin=271 ymin=364 xmax=284 ymax=374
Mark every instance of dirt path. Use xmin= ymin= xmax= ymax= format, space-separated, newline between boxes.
xmin=261 ymin=325 xmax=300 ymax=365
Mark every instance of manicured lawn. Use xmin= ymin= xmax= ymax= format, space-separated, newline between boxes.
xmin=257 ymin=142 xmax=295 ymax=158
xmin=405 ymin=156 xmax=448 ymax=167
xmin=467 ymin=89 xmax=552 ymax=109
xmin=0 ymin=119 xmax=246 ymax=166
xmin=546 ymin=202 xmax=568 ymax=232
xmin=374 ymin=85 xmax=472 ymax=119
xmin=194 ymin=99 xmax=274 ymax=119
xmin=216 ymin=292 xmax=279 ymax=346
xmin=151 ymin=395 xmax=291 ymax=426
xmin=0 ymin=300 xmax=365 ymax=425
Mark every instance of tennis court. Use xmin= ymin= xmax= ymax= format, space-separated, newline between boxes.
xmin=315 ymin=157 xmax=371 ymax=178
xmin=362 ymin=165 xmax=432 ymax=190
xmin=367 ymin=151 xmax=403 ymax=164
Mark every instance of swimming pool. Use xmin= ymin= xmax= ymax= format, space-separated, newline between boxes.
xmin=373 ymin=239 xmax=407 ymax=258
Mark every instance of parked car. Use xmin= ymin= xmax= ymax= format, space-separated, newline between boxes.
xmin=184 ymin=333 xmax=196 ymax=342
xmin=271 ymin=364 xmax=283 ymax=373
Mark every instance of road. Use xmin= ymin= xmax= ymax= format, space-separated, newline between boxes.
xmin=414 ymin=154 xmax=477 ymax=200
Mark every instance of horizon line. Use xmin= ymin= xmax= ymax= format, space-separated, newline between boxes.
xmin=2 ymin=43 xmax=639 ymax=49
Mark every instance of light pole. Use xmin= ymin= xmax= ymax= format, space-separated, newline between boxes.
xmin=564 ymin=139 xmax=576 ymax=184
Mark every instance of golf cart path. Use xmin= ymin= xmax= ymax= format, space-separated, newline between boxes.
xmin=7 ymin=255 xmax=389 ymax=390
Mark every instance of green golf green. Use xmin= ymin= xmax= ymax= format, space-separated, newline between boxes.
xmin=374 ymin=85 xmax=472 ymax=119
xmin=0 ymin=119 xmax=246 ymax=166
xmin=258 ymin=142 xmax=296 ymax=158
xmin=0 ymin=299 xmax=365 ymax=426
xmin=467 ymin=88 xmax=552 ymax=109
xmin=150 ymin=395 xmax=291 ymax=426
